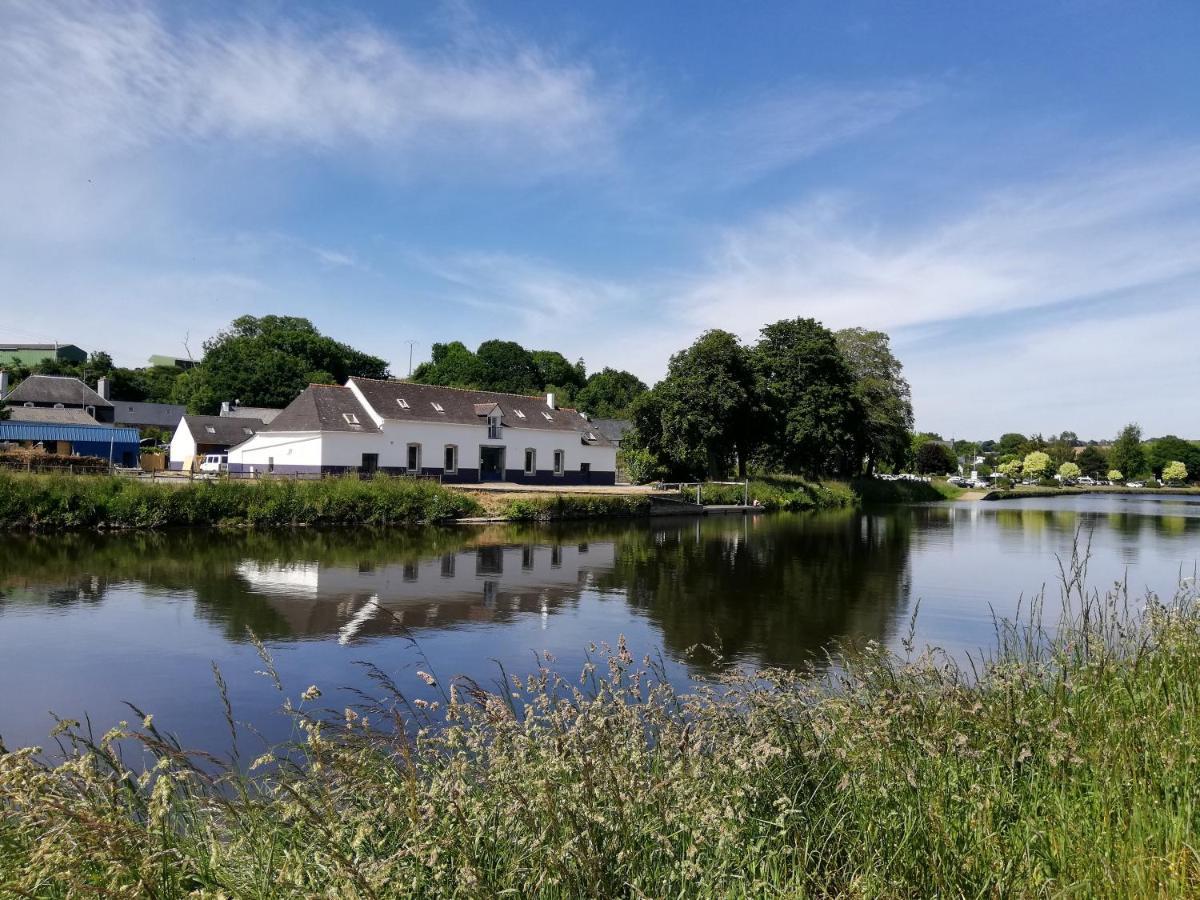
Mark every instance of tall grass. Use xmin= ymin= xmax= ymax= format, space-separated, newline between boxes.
xmin=501 ymin=493 xmax=653 ymax=520
xmin=2 ymin=553 xmax=1199 ymax=896
xmin=0 ymin=472 xmax=481 ymax=530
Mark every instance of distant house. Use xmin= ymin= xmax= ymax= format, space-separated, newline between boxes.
xmin=227 ymin=378 xmax=617 ymax=484
xmin=1 ymin=374 xmax=115 ymax=423
xmin=147 ymin=354 xmax=197 ymax=370
xmin=112 ymin=400 xmax=188 ymax=431
xmin=589 ymin=418 xmax=633 ymax=448
xmin=220 ymin=400 xmax=282 ymax=424
xmin=0 ymin=343 xmax=87 ymax=367
xmin=169 ymin=415 xmax=266 ymax=471
xmin=0 ymin=421 xmax=140 ymax=467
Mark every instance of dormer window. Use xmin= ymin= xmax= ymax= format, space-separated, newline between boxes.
xmin=397 ymin=399 xmax=410 ymax=409
xmin=343 ymin=413 xmax=359 ymax=425
xmin=431 ymin=402 xmax=445 ymax=413
xmin=514 ymin=409 xmax=526 ymax=419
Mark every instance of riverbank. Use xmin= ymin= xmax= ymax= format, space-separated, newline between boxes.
xmin=2 ymin=570 xmax=1196 ymax=896
xmin=0 ymin=472 xmax=481 ymax=530
xmin=0 ymin=471 xmax=959 ymax=532
xmin=984 ymin=484 xmax=1200 ymax=501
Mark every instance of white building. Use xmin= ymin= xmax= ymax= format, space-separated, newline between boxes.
xmin=169 ymin=415 xmax=267 ymax=471
xmin=226 ymin=378 xmax=617 ymax=484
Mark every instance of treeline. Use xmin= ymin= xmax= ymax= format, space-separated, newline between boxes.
xmin=411 ymin=340 xmax=647 ymax=418
xmin=3 ymin=319 xmax=649 ymax=421
xmin=915 ymin=425 xmax=1199 ymax=483
xmin=625 ymin=321 xmax=913 ymax=481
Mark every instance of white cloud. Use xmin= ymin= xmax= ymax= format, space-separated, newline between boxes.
xmin=669 ymin=80 xmax=934 ymax=189
xmin=673 ymin=146 xmax=1200 ymax=338
xmin=0 ymin=1 xmax=621 ymax=241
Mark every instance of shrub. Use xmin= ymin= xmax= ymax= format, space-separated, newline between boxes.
xmin=0 ymin=472 xmax=481 ymax=531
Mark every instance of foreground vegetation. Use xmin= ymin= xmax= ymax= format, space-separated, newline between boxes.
xmin=2 ymin=554 xmax=1197 ymax=897
xmin=0 ymin=472 xmax=480 ymax=530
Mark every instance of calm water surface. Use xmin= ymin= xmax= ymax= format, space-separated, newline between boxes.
xmin=2 ymin=493 xmax=1198 ymax=754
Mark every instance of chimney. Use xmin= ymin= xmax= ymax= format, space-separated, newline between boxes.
xmin=546 ymin=392 xmax=557 ymax=410
xmin=0 ymin=370 xmax=8 ymax=400
xmin=220 ymin=401 xmax=232 ymax=416
xmin=97 ymin=376 xmax=110 ymax=400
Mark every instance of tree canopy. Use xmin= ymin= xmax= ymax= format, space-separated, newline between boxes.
xmin=1076 ymin=445 xmax=1109 ymax=479
xmin=753 ymin=318 xmax=861 ymax=478
xmin=1058 ymin=461 xmax=1081 ymax=481
xmin=574 ymin=368 xmax=648 ymax=419
xmin=915 ymin=441 xmax=955 ymax=475
xmin=634 ymin=330 xmax=759 ymax=479
xmin=834 ymin=328 xmax=913 ymax=473
xmin=1162 ymin=460 xmax=1189 ymax=484
xmin=1109 ymin=424 xmax=1147 ymax=480
xmin=1145 ymin=436 xmax=1200 ymax=480
xmin=1022 ymin=451 xmax=1052 ymax=479
xmin=174 ymin=316 xmax=389 ymax=413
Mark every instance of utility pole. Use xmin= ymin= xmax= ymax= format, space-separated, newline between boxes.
xmin=405 ymin=340 xmax=417 ymax=378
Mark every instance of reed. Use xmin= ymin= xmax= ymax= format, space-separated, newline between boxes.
xmin=2 ymin=552 xmax=1199 ymax=897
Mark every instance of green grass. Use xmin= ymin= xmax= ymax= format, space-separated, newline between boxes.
xmin=2 ymin=552 xmax=1198 ymax=896
xmin=0 ymin=472 xmax=481 ymax=530
xmin=680 ymin=475 xmax=855 ymax=511
xmin=501 ymin=493 xmax=654 ymax=520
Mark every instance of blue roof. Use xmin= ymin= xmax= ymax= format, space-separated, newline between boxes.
xmin=0 ymin=422 xmax=141 ymax=445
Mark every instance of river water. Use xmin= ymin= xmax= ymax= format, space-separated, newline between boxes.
xmin=2 ymin=493 xmax=1198 ymax=754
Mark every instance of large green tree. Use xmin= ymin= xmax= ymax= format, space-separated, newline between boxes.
xmin=574 ymin=368 xmax=648 ymax=419
xmin=174 ymin=315 xmax=389 ymax=413
xmin=834 ymin=328 xmax=913 ymax=474
xmin=412 ymin=341 xmax=483 ymax=387
xmin=632 ymin=330 xmax=759 ymax=479
xmin=914 ymin=441 xmax=955 ymax=475
xmin=1145 ymin=435 xmax=1200 ymax=480
xmin=531 ymin=351 xmax=586 ymax=400
xmin=1109 ymin=423 xmax=1147 ymax=480
xmin=1076 ymin=444 xmax=1109 ymax=478
xmin=474 ymin=340 xmax=542 ymax=394
xmin=997 ymin=433 xmax=1029 ymax=457
xmin=753 ymin=318 xmax=862 ymax=478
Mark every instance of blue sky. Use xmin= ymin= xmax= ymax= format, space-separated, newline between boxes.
xmin=3 ymin=1 xmax=1199 ymax=438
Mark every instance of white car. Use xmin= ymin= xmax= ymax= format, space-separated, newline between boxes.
xmin=1126 ymin=481 xmax=1145 ymax=488
xmin=1078 ymin=476 xmax=1095 ymax=486
xmin=199 ymin=453 xmax=228 ymax=474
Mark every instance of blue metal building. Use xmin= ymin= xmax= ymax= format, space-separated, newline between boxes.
xmin=0 ymin=422 xmax=141 ymax=467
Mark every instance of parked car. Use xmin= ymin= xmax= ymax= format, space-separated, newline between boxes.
xmin=1078 ymin=476 xmax=1096 ymax=486
xmin=1126 ymin=481 xmax=1145 ymax=488
xmin=199 ymin=453 xmax=228 ymax=474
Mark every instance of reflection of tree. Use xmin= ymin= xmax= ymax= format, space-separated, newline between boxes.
xmin=0 ymin=524 xmax=634 ymax=642
xmin=598 ymin=512 xmax=913 ymax=670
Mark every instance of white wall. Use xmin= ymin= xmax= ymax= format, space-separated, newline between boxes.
xmin=226 ymin=415 xmax=617 ymax=476
xmin=168 ymin=419 xmax=196 ymax=469
xmin=227 ymin=431 xmax=325 ymax=470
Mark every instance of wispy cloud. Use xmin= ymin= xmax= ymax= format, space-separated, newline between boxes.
xmin=673 ymin=145 xmax=1200 ymax=337
xmin=0 ymin=1 xmax=622 ymax=241
xmin=667 ymin=80 xmax=935 ymax=190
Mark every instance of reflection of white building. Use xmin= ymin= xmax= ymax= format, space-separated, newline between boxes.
xmin=235 ymin=542 xmax=616 ymax=640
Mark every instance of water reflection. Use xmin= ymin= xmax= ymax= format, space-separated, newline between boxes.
xmin=0 ymin=514 xmax=911 ymax=671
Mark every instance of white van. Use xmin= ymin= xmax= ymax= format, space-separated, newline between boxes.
xmin=199 ymin=453 xmax=228 ymax=474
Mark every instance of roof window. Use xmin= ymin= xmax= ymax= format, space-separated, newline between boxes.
xmin=205 ymin=425 xmax=216 ymax=434
xmin=397 ymin=399 xmax=410 ymax=409
xmin=343 ymin=413 xmax=359 ymax=425
xmin=514 ymin=409 xmax=526 ymax=418
xmin=431 ymin=402 xmax=445 ymax=413
xmin=243 ymin=427 xmax=254 ymax=436
xmin=542 ymin=411 xmax=553 ymax=421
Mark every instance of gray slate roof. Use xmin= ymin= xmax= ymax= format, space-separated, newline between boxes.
xmin=224 ymin=406 xmax=282 ymax=424
xmin=113 ymin=401 xmax=187 ymax=428
xmin=183 ymin=415 xmax=265 ymax=447
xmin=5 ymin=375 xmax=111 ymax=407
xmin=7 ymin=407 xmax=109 ymax=426
xmin=589 ymin=418 xmax=633 ymax=443
xmin=266 ymin=385 xmax=379 ymax=433
xmin=349 ymin=378 xmax=612 ymax=445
